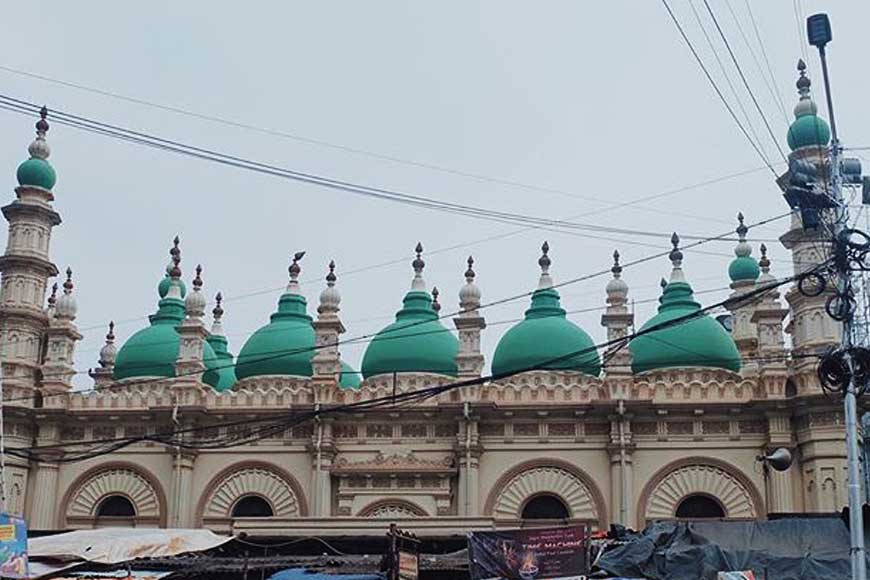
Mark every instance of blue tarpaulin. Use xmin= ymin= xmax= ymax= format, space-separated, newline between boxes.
xmin=268 ymin=569 xmax=383 ymax=580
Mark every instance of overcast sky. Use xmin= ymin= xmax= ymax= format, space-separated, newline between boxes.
xmin=1 ymin=1 xmax=868 ymax=387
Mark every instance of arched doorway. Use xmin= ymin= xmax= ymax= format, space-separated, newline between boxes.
xmin=521 ymin=494 xmax=571 ymax=520
xmin=96 ymin=495 xmax=136 ymax=517
xmin=675 ymin=494 xmax=725 ymax=519
xmin=231 ymin=495 xmax=274 ymax=518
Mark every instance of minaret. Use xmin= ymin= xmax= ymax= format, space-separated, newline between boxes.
xmin=89 ymin=321 xmax=117 ymax=388
xmin=454 ymin=256 xmax=486 ymax=378
xmin=40 ymin=267 xmax=82 ymax=393
xmin=175 ymin=259 xmax=210 ymax=383
xmin=780 ymin=60 xmax=839 ymax=373
xmin=752 ymin=245 xmax=789 ymax=369
xmin=312 ymin=260 xmax=345 ymax=380
xmin=726 ymin=213 xmax=760 ymax=374
xmin=601 ymin=250 xmax=633 ymax=376
xmin=0 ymin=107 xmax=62 ymax=392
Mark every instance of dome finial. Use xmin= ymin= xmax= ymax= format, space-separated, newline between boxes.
xmin=606 ymin=248 xmax=629 ymax=301
xmin=28 ymin=105 xmax=51 ymax=160
xmin=729 ymin=212 xmax=760 ymax=282
xmin=660 ymin=277 xmax=668 ymax=290
xmin=166 ymin=236 xmax=183 ymax=299
xmin=411 ymin=242 xmax=426 ymax=291
xmin=47 ymin=282 xmax=58 ymax=311
xmin=537 ymin=241 xmax=553 ymax=290
xmin=668 ymin=233 xmax=686 ymax=284
xmin=611 ymin=249 xmax=622 ymax=277
xmin=734 ymin=212 xmax=751 ymax=258
xmin=287 ymin=251 xmax=305 ymax=294
xmin=318 ymin=260 xmax=341 ymax=316
xmin=459 ymin=255 xmax=482 ymax=312
xmin=211 ymin=291 xmax=225 ymax=336
xmin=185 ymin=264 xmax=206 ymax=318
xmin=431 ymin=286 xmax=441 ymax=313
xmin=56 ymin=267 xmax=78 ymax=320
xmin=98 ymin=320 xmax=117 ymax=369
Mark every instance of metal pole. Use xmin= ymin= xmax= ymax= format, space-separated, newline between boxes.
xmin=816 ymin=43 xmax=866 ymax=580
xmin=0 ymin=348 xmax=7 ymax=513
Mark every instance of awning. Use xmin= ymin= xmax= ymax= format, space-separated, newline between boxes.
xmin=268 ymin=569 xmax=384 ymax=580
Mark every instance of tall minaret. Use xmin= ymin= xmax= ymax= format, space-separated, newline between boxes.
xmin=726 ymin=213 xmax=760 ymax=375
xmin=454 ymin=256 xmax=486 ymax=378
xmin=0 ymin=107 xmax=62 ymax=392
xmin=601 ymin=250 xmax=633 ymax=376
xmin=780 ymin=60 xmax=839 ymax=375
xmin=40 ymin=267 xmax=82 ymax=393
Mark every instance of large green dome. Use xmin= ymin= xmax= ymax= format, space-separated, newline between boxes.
xmin=236 ymin=290 xmax=315 ymax=379
xmin=206 ymin=333 xmax=236 ymax=392
xmin=361 ymin=290 xmax=458 ymax=378
xmin=16 ymin=157 xmax=56 ymax=190
xmin=114 ymin=291 xmax=222 ymax=388
xmin=492 ymin=287 xmax=600 ymax=377
xmin=630 ymin=279 xmax=740 ymax=373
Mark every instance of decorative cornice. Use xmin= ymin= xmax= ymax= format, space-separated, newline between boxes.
xmin=331 ymin=450 xmax=456 ymax=474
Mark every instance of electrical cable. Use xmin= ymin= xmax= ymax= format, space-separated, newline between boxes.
xmin=742 ymin=0 xmax=789 ymax=121
xmin=659 ymin=0 xmax=778 ymax=177
xmin=701 ymin=0 xmax=788 ymax=164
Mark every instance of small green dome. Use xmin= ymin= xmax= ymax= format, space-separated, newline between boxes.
xmin=361 ymin=290 xmax=459 ymax=378
xmin=236 ymin=291 xmax=315 ymax=379
xmin=492 ymin=287 xmax=601 ymax=377
xmin=787 ymin=114 xmax=830 ymax=151
xmin=16 ymin=157 xmax=56 ymax=190
xmin=339 ymin=361 xmax=362 ymax=390
xmin=158 ymin=275 xmax=187 ymax=299
xmin=206 ymin=333 xmax=237 ymax=392
xmin=630 ymin=280 xmax=740 ymax=373
xmin=728 ymin=255 xmax=760 ymax=282
xmin=114 ymin=295 xmax=223 ymax=388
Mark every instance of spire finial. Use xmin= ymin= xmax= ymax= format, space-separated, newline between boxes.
xmin=734 ymin=212 xmax=752 ymax=259
xmin=28 ymin=106 xmax=51 ymax=160
xmin=411 ymin=242 xmax=426 ymax=291
xmin=536 ymin=241 xmax=554 ymax=290
xmin=193 ymin=264 xmax=203 ymax=289
xmin=668 ymin=233 xmax=686 ymax=283
xmin=47 ymin=282 xmax=58 ymax=307
xmin=185 ymin=263 xmax=206 ymax=318
xmin=213 ymin=292 xmax=223 ymax=320
xmin=431 ymin=286 xmax=441 ymax=313
xmin=287 ymin=251 xmax=305 ymax=294
xmin=166 ymin=236 xmax=183 ymax=300
xmin=611 ymin=249 xmax=622 ymax=277
xmin=465 ymin=255 xmax=475 ymax=282
xmin=660 ymin=277 xmax=668 ymax=290
xmin=459 ymin=255 xmax=482 ymax=312
xmin=318 ymin=260 xmax=341 ymax=316
xmin=55 ymin=266 xmax=78 ymax=320
xmin=793 ymin=58 xmax=818 ymax=119
xmin=98 ymin=320 xmax=117 ymax=369
xmin=759 ymin=243 xmax=771 ymax=274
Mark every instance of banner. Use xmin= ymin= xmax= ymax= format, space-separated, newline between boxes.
xmin=0 ymin=513 xmax=28 ymax=579
xmin=468 ymin=525 xmax=588 ymax=580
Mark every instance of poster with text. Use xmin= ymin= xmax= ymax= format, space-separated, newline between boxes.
xmin=0 ymin=512 xmax=28 ymax=579
xmin=468 ymin=525 xmax=588 ymax=580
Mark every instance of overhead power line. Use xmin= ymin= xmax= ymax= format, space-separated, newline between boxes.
xmin=701 ymin=0 xmax=788 ymax=164
xmin=659 ymin=0 xmax=778 ymax=176
xmin=742 ymin=0 xmax=789 ymax=121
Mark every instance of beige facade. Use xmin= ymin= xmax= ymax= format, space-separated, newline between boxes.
xmin=0 ymin=109 xmax=852 ymax=537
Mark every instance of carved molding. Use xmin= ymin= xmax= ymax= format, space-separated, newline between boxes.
xmin=332 ymin=450 xmax=455 ymax=474
xmin=358 ymin=499 xmax=428 ymax=518
xmin=63 ymin=463 xmax=164 ymax=525
xmin=198 ymin=462 xmax=307 ymax=521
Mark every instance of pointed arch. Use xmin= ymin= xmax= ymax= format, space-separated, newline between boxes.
xmin=197 ymin=461 xmax=307 ymax=524
xmin=483 ymin=459 xmax=606 ymax=528
xmin=61 ymin=462 xmax=166 ymax=527
xmin=637 ymin=457 xmax=762 ymax=525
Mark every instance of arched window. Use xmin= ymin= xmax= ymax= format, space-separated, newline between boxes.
xmin=231 ymin=495 xmax=274 ymax=518
xmin=521 ymin=494 xmax=570 ymax=520
xmin=675 ymin=494 xmax=725 ymax=519
xmin=96 ymin=495 xmax=135 ymax=517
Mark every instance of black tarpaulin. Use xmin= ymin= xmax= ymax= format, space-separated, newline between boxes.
xmin=597 ymin=518 xmax=861 ymax=580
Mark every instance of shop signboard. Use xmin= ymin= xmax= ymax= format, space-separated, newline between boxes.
xmin=468 ymin=525 xmax=589 ymax=580
xmin=0 ymin=513 xmax=28 ymax=579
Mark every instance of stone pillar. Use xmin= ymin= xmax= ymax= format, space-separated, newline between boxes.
xmin=765 ymin=411 xmax=795 ymax=514
xmin=457 ymin=416 xmax=480 ymax=516
xmin=26 ymin=423 xmax=60 ymax=529
xmin=309 ymin=419 xmax=335 ymax=516
xmin=608 ymin=411 xmax=634 ymax=527
xmin=170 ymin=450 xmax=197 ymax=527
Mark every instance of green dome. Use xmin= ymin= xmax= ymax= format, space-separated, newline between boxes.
xmin=114 ymin=294 xmax=223 ymax=388
xmin=728 ymin=255 xmax=760 ymax=282
xmin=492 ymin=287 xmax=601 ymax=377
xmin=339 ymin=361 xmax=362 ymax=390
xmin=206 ymin=333 xmax=237 ymax=392
xmin=787 ymin=114 xmax=830 ymax=151
xmin=16 ymin=157 xmax=56 ymax=190
xmin=158 ymin=275 xmax=187 ymax=299
xmin=236 ymin=291 xmax=315 ymax=379
xmin=630 ymin=280 xmax=740 ymax=373
xmin=361 ymin=290 xmax=458 ymax=378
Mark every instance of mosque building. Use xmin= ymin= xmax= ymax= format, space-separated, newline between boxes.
xmin=0 ymin=62 xmax=849 ymax=534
